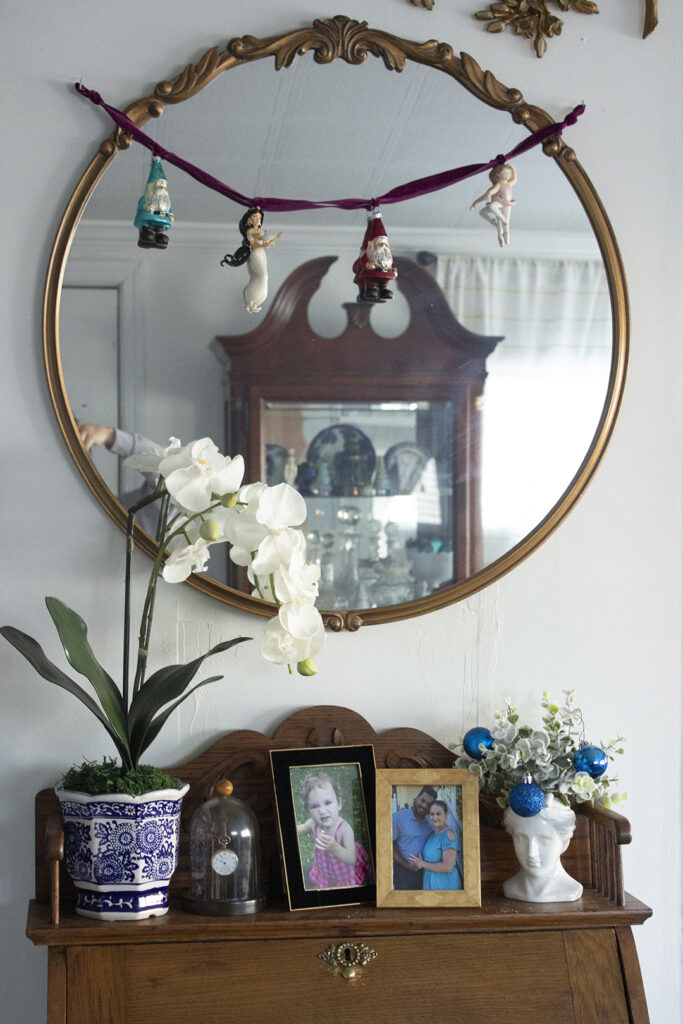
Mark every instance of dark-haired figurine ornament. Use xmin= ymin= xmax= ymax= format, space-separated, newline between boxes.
xmin=134 ymin=157 xmax=174 ymax=249
xmin=221 ymin=207 xmax=283 ymax=313
xmin=352 ymin=209 xmax=398 ymax=303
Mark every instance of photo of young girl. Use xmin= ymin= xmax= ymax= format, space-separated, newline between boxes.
xmin=293 ymin=767 xmax=374 ymax=890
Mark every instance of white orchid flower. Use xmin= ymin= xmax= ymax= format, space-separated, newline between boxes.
xmin=162 ymin=537 xmax=211 ymax=583
xmin=251 ymin=528 xmax=306 ymax=577
xmin=226 ymin=482 xmax=308 ymax=575
xmin=159 ymin=439 xmax=244 ymax=512
xmin=273 ymin=550 xmax=320 ymax=605
xmin=123 ymin=437 xmax=181 ymax=475
xmin=260 ymin=615 xmax=325 ymax=666
xmin=278 ymin=600 xmax=323 ymax=641
xmin=222 ymin=483 xmax=269 ymax=564
xmin=255 ymin=483 xmax=306 ymax=530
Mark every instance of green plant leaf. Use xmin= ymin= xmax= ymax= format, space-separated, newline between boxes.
xmin=127 ymin=637 xmax=250 ymax=760
xmin=0 ymin=625 xmax=131 ymax=765
xmin=134 ymin=675 xmax=224 ymax=758
xmin=45 ymin=598 xmax=129 ymax=745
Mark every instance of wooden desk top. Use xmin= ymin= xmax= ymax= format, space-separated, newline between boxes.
xmin=27 ymin=887 xmax=652 ymax=947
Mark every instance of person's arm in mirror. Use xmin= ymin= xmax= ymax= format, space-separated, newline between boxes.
xmin=77 ymin=421 xmax=115 ymax=451
xmin=77 ymin=421 xmax=159 ymax=459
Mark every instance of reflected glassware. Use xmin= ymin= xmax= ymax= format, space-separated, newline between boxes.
xmin=336 ymin=505 xmax=361 ymax=528
xmin=359 ymin=518 xmax=382 ymax=563
xmin=373 ymin=570 xmax=416 ymax=606
xmin=316 ymin=458 xmax=332 ymax=497
xmin=374 ymin=454 xmax=391 ymax=495
xmin=335 ymin=536 xmax=361 ymax=608
xmin=317 ymin=551 xmax=337 ymax=609
xmin=333 ymin=432 xmax=374 ymax=497
xmin=305 ymin=530 xmax=322 ymax=566
xmin=357 ymin=565 xmax=379 ymax=608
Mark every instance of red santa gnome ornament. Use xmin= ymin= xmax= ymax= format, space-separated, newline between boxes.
xmin=352 ymin=208 xmax=398 ymax=303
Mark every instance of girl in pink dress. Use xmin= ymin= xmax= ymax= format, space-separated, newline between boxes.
xmin=297 ymin=772 xmax=372 ymax=889
xmin=470 ymin=163 xmax=517 ymax=247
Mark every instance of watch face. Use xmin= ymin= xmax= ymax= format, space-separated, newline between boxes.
xmin=211 ymin=848 xmax=239 ymax=876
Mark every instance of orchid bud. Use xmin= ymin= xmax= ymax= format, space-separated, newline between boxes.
xmin=220 ymin=492 xmax=238 ymax=508
xmin=297 ymin=657 xmax=318 ymax=677
xmin=199 ymin=519 xmax=220 ymax=542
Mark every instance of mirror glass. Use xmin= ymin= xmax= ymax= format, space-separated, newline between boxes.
xmin=55 ymin=34 xmax=621 ymax=619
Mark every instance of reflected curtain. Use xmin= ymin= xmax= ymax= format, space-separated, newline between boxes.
xmin=435 ymin=255 xmax=612 ymax=562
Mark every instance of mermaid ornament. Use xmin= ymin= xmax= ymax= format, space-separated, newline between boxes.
xmin=221 ymin=207 xmax=283 ymax=313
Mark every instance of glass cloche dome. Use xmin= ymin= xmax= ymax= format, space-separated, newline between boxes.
xmin=182 ymin=779 xmax=266 ymax=916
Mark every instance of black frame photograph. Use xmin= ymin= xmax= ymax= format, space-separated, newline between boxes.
xmin=270 ymin=745 xmax=377 ymax=910
xmin=376 ymin=768 xmax=481 ymax=908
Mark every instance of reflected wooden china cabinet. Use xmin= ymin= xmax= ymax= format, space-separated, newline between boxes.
xmin=28 ymin=707 xmax=651 ymax=1024
xmin=212 ymin=257 xmax=501 ymax=592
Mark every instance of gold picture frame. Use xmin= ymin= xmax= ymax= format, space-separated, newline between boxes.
xmin=376 ymin=769 xmax=481 ymax=907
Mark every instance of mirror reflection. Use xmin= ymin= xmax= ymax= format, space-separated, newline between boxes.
xmin=58 ymin=46 xmax=613 ymax=613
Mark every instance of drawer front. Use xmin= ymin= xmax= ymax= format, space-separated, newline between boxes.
xmin=66 ymin=929 xmax=630 ymax=1024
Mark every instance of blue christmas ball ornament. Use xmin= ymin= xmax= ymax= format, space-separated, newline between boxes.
xmin=509 ymin=779 xmax=545 ymax=817
xmin=573 ymin=744 xmax=608 ymax=778
xmin=463 ymin=727 xmax=494 ymax=760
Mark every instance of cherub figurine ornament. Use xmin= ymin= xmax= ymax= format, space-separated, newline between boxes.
xmin=470 ymin=162 xmax=517 ymax=247
xmin=352 ymin=209 xmax=398 ymax=303
xmin=221 ymin=206 xmax=283 ymax=314
xmin=134 ymin=156 xmax=174 ymax=250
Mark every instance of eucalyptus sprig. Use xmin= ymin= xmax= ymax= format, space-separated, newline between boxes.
xmin=455 ymin=690 xmax=626 ymax=809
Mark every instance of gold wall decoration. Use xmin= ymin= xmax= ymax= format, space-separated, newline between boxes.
xmin=643 ymin=1 xmax=658 ymax=38
xmin=474 ymin=1 xmax=598 ymax=58
xmin=474 ymin=1 xmax=658 ymax=56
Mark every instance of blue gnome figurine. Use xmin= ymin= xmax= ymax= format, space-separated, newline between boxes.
xmin=134 ymin=157 xmax=174 ymax=250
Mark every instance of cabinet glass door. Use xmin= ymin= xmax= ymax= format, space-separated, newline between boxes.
xmin=263 ymin=400 xmax=455 ymax=608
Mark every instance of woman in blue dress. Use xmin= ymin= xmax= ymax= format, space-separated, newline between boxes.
xmin=408 ymin=800 xmax=462 ymax=890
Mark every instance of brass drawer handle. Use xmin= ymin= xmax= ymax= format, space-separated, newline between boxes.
xmin=318 ymin=941 xmax=377 ymax=979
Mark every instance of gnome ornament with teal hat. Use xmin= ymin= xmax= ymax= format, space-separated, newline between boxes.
xmin=134 ymin=155 xmax=174 ymax=250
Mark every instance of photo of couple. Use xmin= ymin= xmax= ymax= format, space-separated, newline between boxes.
xmin=392 ymin=784 xmax=463 ymax=891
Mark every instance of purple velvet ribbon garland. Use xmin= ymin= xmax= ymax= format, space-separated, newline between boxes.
xmin=75 ymin=83 xmax=584 ymax=213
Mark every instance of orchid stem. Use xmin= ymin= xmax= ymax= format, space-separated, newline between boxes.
xmin=132 ymin=490 xmax=171 ymax=697
xmin=123 ymin=482 xmax=165 ymax=710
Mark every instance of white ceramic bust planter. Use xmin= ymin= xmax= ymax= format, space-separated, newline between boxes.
xmin=502 ymin=795 xmax=582 ymax=903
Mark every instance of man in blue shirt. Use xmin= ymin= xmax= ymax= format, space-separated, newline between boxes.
xmin=392 ymin=786 xmax=438 ymax=890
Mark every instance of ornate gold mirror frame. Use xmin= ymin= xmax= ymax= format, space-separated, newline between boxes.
xmin=43 ymin=15 xmax=628 ymax=631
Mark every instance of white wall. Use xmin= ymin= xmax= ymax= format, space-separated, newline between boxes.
xmin=1 ymin=3 xmax=680 ymax=1021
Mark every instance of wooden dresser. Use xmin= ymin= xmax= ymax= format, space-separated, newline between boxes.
xmin=27 ymin=706 xmax=652 ymax=1024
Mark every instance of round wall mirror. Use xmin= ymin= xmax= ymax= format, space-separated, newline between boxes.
xmin=45 ymin=16 xmax=628 ymax=629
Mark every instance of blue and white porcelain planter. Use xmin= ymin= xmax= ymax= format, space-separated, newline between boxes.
xmin=56 ymin=783 xmax=189 ymax=920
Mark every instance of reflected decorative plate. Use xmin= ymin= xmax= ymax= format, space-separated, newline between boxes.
xmin=384 ymin=442 xmax=430 ymax=494
xmin=265 ymin=443 xmax=288 ymax=486
xmin=307 ymin=424 xmax=376 ymax=493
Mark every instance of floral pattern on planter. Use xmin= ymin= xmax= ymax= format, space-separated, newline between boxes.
xmin=57 ymin=784 xmax=189 ymax=920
